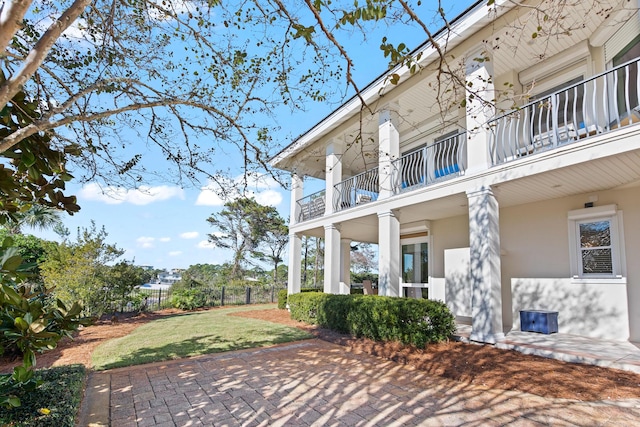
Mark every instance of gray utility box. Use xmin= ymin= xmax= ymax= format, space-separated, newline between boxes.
xmin=520 ymin=310 xmax=558 ymax=334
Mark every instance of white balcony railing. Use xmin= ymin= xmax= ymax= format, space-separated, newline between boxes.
xmin=296 ymin=190 xmax=325 ymax=222
xmin=333 ymin=167 xmax=379 ymax=212
xmin=490 ymin=57 xmax=640 ymax=165
xmin=392 ymin=132 xmax=467 ymax=194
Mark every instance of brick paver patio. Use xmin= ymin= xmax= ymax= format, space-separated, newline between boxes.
xmin=99 ymin=339 xmax=640 ymax=426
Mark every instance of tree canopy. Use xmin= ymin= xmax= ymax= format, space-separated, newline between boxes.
xmin=0 ymin=0 xmax=578 ymax=190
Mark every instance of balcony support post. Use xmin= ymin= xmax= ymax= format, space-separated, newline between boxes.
xmin=325 ymin=140 xmax=343 ymax=215
xmin=378 ymin=210 xmax=400 ymax=297
xmin=340 ymin=238 xmax=352 ymax=295
xmin=287 ymin=232 xmax=302 ymax=295
xmin=465 ymin=48 xmax=495 ymax=173
xmin=378 ymin=105 xmax=400 ymax=198
xmin=324 ymin=223 xmax=342 ymax=294
xmin=467 ymin=186 xmax=504 ymax=344
xmin=290 ymin=171 xmax=304 ymax=224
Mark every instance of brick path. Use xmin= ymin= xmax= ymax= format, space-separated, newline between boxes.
xmin=98 ymin=339 xmax=640 ymax=426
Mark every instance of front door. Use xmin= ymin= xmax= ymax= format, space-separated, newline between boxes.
xmin=401 ymin=236 xmax=429 ymax=298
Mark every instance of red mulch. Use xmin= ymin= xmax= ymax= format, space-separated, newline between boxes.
xmin=2 ymin=306 xmax=639 ymax=401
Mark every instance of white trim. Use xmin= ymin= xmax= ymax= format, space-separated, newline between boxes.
xmin=519 ymin=40 xmax=590 ymax=87
xmin=567 ymin=205 xmax=626 ymax=279
xmin=568 ymin=204 xmax=618 ymax=220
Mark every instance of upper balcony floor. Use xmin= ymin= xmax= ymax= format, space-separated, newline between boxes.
xmin=270 ymin=1 xmax=640 ymax=225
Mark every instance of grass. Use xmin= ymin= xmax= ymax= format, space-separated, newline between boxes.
xmin=0 ymin=365 xmax=86 ymax=427
xmin=91 ymin=304 xmax=313 ymax=370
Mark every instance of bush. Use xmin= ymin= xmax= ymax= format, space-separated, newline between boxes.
xmin=288 ymin=293 xmax=455 ymax=348
xmin=170 ymin=288 xmax=208 ymax=310
xmin=0 ymin=365 xmax=86 ymax=427
xmin=277 ymin=289 xmax=288 ymax=309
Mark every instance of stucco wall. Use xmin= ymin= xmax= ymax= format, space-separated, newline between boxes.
xmin=499 ymin=186 xmax=640 ymax=341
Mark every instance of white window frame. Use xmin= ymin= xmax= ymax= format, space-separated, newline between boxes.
xmin=568 ymin=204 xmax=626 ymax=283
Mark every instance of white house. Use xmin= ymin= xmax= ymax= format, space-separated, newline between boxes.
xmin=271 ymin=0 xmax=640 ymax=344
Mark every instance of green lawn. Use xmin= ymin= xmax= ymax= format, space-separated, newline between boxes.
xmin=91 ymin=304 xmax=312 ymax=370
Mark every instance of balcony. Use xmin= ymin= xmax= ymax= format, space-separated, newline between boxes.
xmin=296 ymin=190 xmax=325 ymax=222
xmin=490 ymin=57 xmax=640 ymax=165
xmin=334 ymin=167 xmax=379 ymax=212
xmin=392 ymin=131 xmax=467 ymax=193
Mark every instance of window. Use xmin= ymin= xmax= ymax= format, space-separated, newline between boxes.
xmin=568 ymin=205 xmax=626 ymax=280
xmin=613 ymin=35 xmax=640 ymax=117
xmin=401 ymin=237 xmax=429 ymax=284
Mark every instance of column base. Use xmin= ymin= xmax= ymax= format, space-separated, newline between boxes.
xmin=470 ymin=331 xmax=505 ymax=344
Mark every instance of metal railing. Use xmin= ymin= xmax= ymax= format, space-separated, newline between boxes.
xmin=333 ymin=167 xmax=379 ymax=212
xmin=295 ymin=190 xmax=326 ymax=222
xmin=490 ymin=57 xmax=640 ymax=165
xmin=392 ymin=132 xmax=467 ymax=194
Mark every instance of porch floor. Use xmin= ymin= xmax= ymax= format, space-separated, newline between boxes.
xmin=454 ymin=324 xmax=640 ymax=374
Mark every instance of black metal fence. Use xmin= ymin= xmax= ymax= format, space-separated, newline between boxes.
xmin=126 ymin=285 xmax=285 ymax=313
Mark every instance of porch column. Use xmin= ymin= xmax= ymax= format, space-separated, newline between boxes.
xmin=324 ymin=223 xmax=341 ymax=294
xmin=467 ymin=186 xmax=504 ymax=343
xmin=325 ymin=140 xmax=343 ymax=215
xmin=340 ymin=238 xmax=352 ymax=295
xmin=378 ymin=210 xmax=400 ymax=297
xmin=378 ymin=105 xmax=400 ymax=199
xmin=287 ymin=233 xmax=302 ymax=295
xmin=465 ymin=48 xmax=495 ymax=173
xmin=290 ymin=172 xmax=303 ymax=225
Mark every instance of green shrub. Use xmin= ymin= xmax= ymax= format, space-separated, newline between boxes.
xmin=170 ymin=288 xmax=208 ymax=310
xmin=288 ymin=292 xmax=455 ymax=348
xmin=277 ymin=289 xmax=288 ymax=309
xmin=350 ymin=288 xmax=364 ymax=295
xmin=0 ymin=365 xmax=86 ymax=427
xmin=300 ymin=288 xmax=322 ymax=293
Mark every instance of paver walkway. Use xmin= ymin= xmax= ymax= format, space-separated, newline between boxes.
xmin=89 ymin=339 xmax=640 ymax=426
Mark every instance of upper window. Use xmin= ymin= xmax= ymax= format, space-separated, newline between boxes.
xmin=613 ymin=35 xmax=640 ymax=115
xmin=568 ymin=205 xmax=625 ymax=279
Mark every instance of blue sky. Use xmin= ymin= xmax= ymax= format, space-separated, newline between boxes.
xmin=30 ymin=2 xmax=473 ymax=270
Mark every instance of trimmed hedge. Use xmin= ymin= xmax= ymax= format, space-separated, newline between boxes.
xmin=288 ymin=293 xmax=455 ymax=348
xmin=277 ymin=289 xmax=287 ymax=309
xmin=277 ymin=288 xmax=321 ymax=310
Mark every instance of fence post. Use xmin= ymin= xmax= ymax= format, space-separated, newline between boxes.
xmin=245 ymin=286 xmax=251 ymax=305
xmin=158 ymin=289 xmax=162 ymax=309
xmin=221 ymin=286 xmax=225 ymax=306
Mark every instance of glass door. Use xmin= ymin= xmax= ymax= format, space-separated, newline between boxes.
xmin=401 ymin=236 xmax=430 ymax=298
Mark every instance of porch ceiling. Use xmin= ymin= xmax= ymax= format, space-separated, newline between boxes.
xmin=492 ymin=149 xmax=640 ymax=208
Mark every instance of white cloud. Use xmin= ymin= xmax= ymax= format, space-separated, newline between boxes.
xmin=197 ymin=240 xmax=215 ymax=249
xmin=159 ymin=237 xmax=171 ymax=242
xmin=79 ymin=183 xmax=185 ymax=206
xmin=136 ymin=236 xmax=155 ymax=249
xmin=168 ymin=251 xmax=182 ymax=256
xmin=180 ymin=231 xmax=199 ymax=239
xmin=254 ymin=189 xmax=283 ymax=207
xmin=195 ymin=173 xmax=283 ymax=207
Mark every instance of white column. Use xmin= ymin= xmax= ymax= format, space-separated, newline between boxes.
xmin=325 ymin=140 xmax=343 ymax=215
xmin=324 ymin=224 xmax=341 ymax=294
xmin=340 ymin=238 xmax=352 ymax=295
xmin=378 ymin=210 xmax=400 ymax=297
xmin=378 ymin=105 xmax=400 ymax=199
xmin=290 ymin=172 xmax=303 ymax=225
xmin=287 ymin=233 xmax=302 ymax=295
xmin=465 ymin=48 xmax=495 ymax=173
xmin=467 ymin=186 xmax=504 ymax=344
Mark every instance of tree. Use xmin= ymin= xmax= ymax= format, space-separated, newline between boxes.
xmin=0 ymin=0 xmax=597 ymax=191
xmin=103 ymin=262 xmax=152 ymax=314
xmin=252 ymin=215 xmax=289 ymax=285
xmin=40 ymin=222 xmax=124 ymax=316
xmin=207 ymin=198 xmax=281 ymax=279
xmin=351 ymin=243 xmax=377 ymax=275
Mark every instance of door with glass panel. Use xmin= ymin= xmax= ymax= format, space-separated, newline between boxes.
xmin=401 ymin=236 xmax=430 ymax=298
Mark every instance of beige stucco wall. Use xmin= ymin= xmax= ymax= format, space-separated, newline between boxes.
xmin=499 ymin=186 xmax=640 ymax=341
